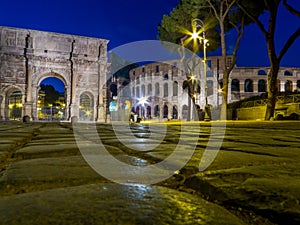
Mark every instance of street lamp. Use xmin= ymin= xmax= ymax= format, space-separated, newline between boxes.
xmin=192 ymin=18 xmax=211 ymax=121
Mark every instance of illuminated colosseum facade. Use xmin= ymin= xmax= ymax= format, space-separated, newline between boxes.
xmin=125 ymin=56 xmax=300 ymax=120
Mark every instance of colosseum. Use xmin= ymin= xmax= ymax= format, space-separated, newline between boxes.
xmin=121 ymin=56 xmax=300 ymax=121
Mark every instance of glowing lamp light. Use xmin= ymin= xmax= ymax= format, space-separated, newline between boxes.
xmin=191 ymin=32 xmax=199 ymax=40
xmin=138 ymin=96 xmax=149 ymax=106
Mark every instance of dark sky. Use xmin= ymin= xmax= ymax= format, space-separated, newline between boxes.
xmin=1 ymin=0 xmax=300 ymax=91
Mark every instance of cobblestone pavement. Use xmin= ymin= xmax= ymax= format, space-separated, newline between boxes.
xmin=0 ymin=121 xmax=299 ymax=225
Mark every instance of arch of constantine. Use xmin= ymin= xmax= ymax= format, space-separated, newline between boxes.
xmin=0 ymin=26 xmax=108 ymax=122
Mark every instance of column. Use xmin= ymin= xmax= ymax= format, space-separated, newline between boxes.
xmin=292 ymin=81 xmax=297 ymax=92
xmin=253 ymin=80 xmax=258 ymax=93
xmin=280 ymin=80 xmax=285 ymax=92
xmin=24 ymin=62 xmax=33 ymax=119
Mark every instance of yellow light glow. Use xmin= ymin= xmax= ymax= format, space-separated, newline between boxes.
xmin=192 ymin=32 xmax=199 ymax=39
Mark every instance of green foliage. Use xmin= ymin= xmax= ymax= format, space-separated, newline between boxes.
xmin=158 ymin=0 xmax=220 ymax=54
xmin=40 ymin=84 xmax=60 ymax=105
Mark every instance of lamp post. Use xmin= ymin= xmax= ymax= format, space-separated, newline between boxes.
xmin=192 ymin=18 xmax=210 ymax=121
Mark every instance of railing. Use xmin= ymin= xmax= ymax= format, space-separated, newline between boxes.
xmin=236 ymin=94 xmax=300 ymax=108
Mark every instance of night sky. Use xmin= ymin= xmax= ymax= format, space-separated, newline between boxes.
xmin=1 ymin=0 xmax=300 ymax=91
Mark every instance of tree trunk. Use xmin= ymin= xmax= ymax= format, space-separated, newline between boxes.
xmin=220 ymin=72 xmax=228 ymax=120
xmin=265 ymin=64 xmax=280 ymax=120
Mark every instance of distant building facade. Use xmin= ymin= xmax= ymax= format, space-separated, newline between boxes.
xmin=125 ymin=56 xmax=300 ymax=120
xmin=0 ymin=26 xmax=108 ymax=121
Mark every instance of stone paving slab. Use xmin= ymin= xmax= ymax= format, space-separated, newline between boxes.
xmin=14 ymin=143 xmax=80 ymax=159
xmin=185 ymin=163 xmax=300 ymax=225
xmin=0 ymin=156 xmax=106 ymax=196
xmin=0 ymin=183 xmax=246 ymax=225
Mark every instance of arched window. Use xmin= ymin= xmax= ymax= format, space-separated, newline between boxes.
xmin=154 ymin=105 xmax=160 ymax=117
xmin=155 ymin=83 xmax=160 ymax=96
xmin=132 ymin=87 xmax=135 ymax=97
xmin=8 ymin=90 xmax=22 ymax=120
xmin=231 ymin=79 xmax=240 ymax=92
xmin=172 ymin=105 xmax=178 ymax=119
xmin=285 ymin=80 xmax=292 ymax=92
xmin=136 ymin=86 xmax=140 ymax=98
xmin=244 ymin=79 xmax=253 ymax=92
xmin=284 ymin=70 xmax=292 ymax=76
xmin=258 ymin=70 xmax=267 ymax=75
xmin=141 ymin=85 xmax=145 ymax=97
xmin=207 ymin=80 xmax=214 ymax=96
xmin=163 ymin=105 xmax=168 ymax=118
xmin=173 ymin=81 xmax=178 ymax=96
xmin=148 ymin=83 xmax=152 ymax=96
xmin=164 ymin=74 xmax=169 ymax=80
xmin=163 ymin=83 xmax=168 ymax=97
xmin=258 ymin=79 xmax=267 ymax=92
xmin=146 ymin=106 xmax=151 ymax=118
xmin=80 ymin=93 xmax=93 ymax=121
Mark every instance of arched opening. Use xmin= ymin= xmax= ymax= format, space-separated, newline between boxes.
xmin=163 ymin=83 xmax=168 ymax=97
xmin=148 ymin=83 xmax=152 ymax=96
xmin=155 ymin=83 xmax=160 ymax=96
xmin=284 ymin=70 xmax=292 ymax=76
xmin=163 ymin=104 xmax=168 ymax=118
xmin=258 ymin=70 xmax=267 ymax=75
xmin=7 ymin=90 xmax=22 ymax=120
xmin=38 ymin=77 xmax=66 ymax=121
xmin=244 ymin=79 xmax=253 ymax=92
xmin=231 ymin=79 xmax=240 ymax=92
xmin=154 ymin=105 xmax=160 ymax=117
xmin=258 ymin=79 xmax=267 ymax=92
xmin=285 ymin=80 xmax=292 ymax=92
xmin=173 ymin=81 xmax=178 ymax=96
xmin=172 ymin=105 xmax=178 ymax=119
xmin=146 ymin=106 xmax=151 ymax=119
xmin=79 ymin=93 xmax=94 ymax=121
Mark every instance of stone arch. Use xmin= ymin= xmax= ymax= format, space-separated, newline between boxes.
xmin=154 ymin=105 xmax=160 ymax=117
xmin=285 ymin=80 xmax=293 ymax=92
xmin=172 ymin=105 xmax=178 ymax=119
xmin=163 ymin=83 xmax=168 ymax=97
xmin=258 ymin=79 xmax=267 ymax=92
xmin=35 ymin=72 xmax=68 ymax=121
xmin=258 ymin=70 xmax=267 ymax=75
xmin=5 ymin=87 xmax=24 ymax=120
xmin=244 ymin=79 xmax=253 ymax=92
xmin=0 ymin=27 xmax=108 ymax=122
xmin=163 ymin=104 xmax=168 ymax=118
xmin=36 ymin=72 xmax=68 ymax=88
xmin=284 ymin=70 xmax=292 ymax=76
xmin=231 ymin=79 xmax=240 ymax=92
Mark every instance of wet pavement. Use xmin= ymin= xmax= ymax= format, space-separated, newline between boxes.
xmin=0 ymin=121 xmax=299 ymax=224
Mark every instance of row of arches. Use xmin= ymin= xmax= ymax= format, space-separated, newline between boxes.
xmin=0 ymin=77 xmax=96 ymax=121
xmin=133 ymin=81 xmax=179 ymax=98
xmin=133 ymin=104 xmax=191 ymax=120
xmin=231 ymin=79 xmax=300 ymax=93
